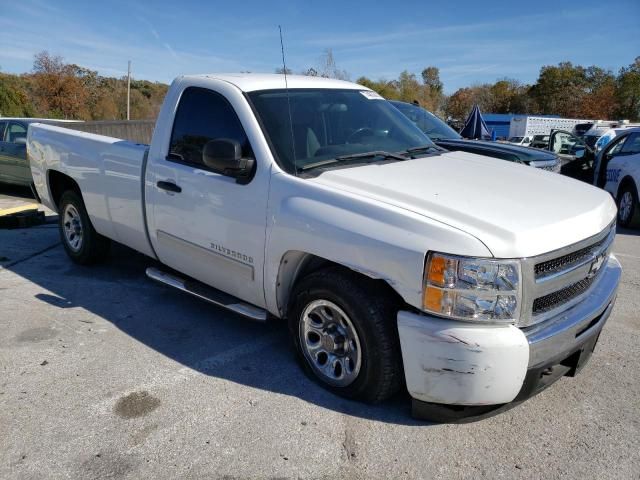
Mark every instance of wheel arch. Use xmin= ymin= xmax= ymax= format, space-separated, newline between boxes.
xmin=617 ymin=175 xmax=638 ymax=199
xmin=275 ymin=250 xmax=404 ymax=318
xmin=48 ymin=170 xmax=82 ymax=212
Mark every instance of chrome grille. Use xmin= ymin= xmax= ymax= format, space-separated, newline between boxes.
xmin=532 ymin=276 xmax=596 ymax=315
xmin=518 ymin=223 xmax=615 ymax=327
xmin=535 ymin=234 xmax=609 ymax=279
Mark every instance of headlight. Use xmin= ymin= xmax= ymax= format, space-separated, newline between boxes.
xmin=423 ymin=252 xmax=521 ymax=323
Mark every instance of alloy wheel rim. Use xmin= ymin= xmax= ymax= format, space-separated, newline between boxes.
xmin=299 ymin=299 xmax=362 ymax=387
xmin=619 ymin=192 xmax=632 ymax=222
xmin=63 ymin=204 xmax=84 ymax=252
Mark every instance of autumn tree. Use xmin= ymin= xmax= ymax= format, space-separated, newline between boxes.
xmin=30 ymin=51 xmax=90 ymax=119
xmin=444 ymin=87 xmax=475 ymax=120
xmin=1 ymin=51 xmax=170 ymax=121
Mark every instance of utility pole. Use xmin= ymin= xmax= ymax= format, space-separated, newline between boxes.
xmin=126 ymin=60 xmax=131 ymax=120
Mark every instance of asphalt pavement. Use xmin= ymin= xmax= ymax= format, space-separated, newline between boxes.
xmin=1 ymin=187 xmax=638 ymax=479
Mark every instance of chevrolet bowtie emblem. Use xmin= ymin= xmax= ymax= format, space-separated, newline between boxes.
xmin=587 ymin=254 xmax=606 ymax=279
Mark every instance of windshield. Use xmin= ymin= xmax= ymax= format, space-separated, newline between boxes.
xmin=248 ymin=89 xmax=435 ymax=173
xmin=389 ymin=101 xmax=461 ymax=141
xmin=508 ymin=137 xmax=523 ymax=142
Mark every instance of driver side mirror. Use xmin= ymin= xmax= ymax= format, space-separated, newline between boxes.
xmin=202 ymin=139 xmax=255 ymax=184
xmin=14 ymin=137 xmax=27 ymax=146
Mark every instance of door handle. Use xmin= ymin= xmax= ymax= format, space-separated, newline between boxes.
xmin=157 ymin=181 xmax=182 ymax=193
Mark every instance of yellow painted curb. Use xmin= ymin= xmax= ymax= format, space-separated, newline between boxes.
xmin=0 ymin=204 xmax=39 ymax=216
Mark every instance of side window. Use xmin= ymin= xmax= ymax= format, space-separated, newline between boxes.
xmin=0 ymin=122 xmax=7 ymax=142
xmin=606 ymin=136 xmax=627 ymax=157
xmin=620 ymin=133 xmax=640 ymax=155
xmin=7 ymin=122 xmax=27 ymax=143
xmin=169 ymin=87 xmax=252 ymax=167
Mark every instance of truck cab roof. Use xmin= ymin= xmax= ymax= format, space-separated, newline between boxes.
xmin=181 ymin=73 xmax=363 ymax=92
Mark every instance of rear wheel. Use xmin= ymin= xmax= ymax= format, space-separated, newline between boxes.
xmin=58 ymin=190 xmax=111 ymax=264
xmin=288 ymin=267 xmax=403 ymax=403
xmin=617 ymin=182 xmax=640 ymax=228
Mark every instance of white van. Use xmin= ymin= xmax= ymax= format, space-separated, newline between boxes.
xmin=506 ymin=136 xmax=532 ymax=147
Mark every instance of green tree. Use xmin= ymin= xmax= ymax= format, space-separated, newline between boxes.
xmin=529 ymin=62 xmax=616 ymax=118
xmin=421 ymin=66 xmax=444 ymax=112
xmin=0 ymin=73 xmax=35 ymax=116
xmin=355 ymin=76 xmax=400 ymax=99
xmin=615 ymin=57 xmax=640 ymax=120
xmin=421 ymin=66 xmax=443 ymax=93
xmin=397 ymin=71 xmax=422 ymax=103
xmin=487 ymin=79 xmax=530 ymax=113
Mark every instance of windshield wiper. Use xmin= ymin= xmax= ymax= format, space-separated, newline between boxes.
xmin=335 ymin=150 xmax=408 ymax=162
xmin=299 ymin=151 xmax=408 ymax=172
xmin=403 ymin=144 xmax=443 ymax=155
xmin=298 ymin=158 xmax=340 ymax=171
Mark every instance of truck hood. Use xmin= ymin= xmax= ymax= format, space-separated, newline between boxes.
xmin=310 ymin=151 xmax=616 ymax=258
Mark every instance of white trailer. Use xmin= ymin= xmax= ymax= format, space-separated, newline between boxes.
xmin=509 ymin=116 xmax=592 ymax=138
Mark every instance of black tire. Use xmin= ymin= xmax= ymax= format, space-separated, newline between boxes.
xmin=58 ymin=190 xmax=111 ymax=264
xmin=617 ymin=182 xmax=640 ymax=229
xmin=288 ymin=266 xmax=403 ymax=403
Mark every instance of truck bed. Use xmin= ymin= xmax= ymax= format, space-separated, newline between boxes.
xmin=61 ymin=120 xmax=155 ymax=145
xmin=28 ymin=123 xmax=155 ymax=257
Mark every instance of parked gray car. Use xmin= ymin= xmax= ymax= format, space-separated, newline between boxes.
xmin=0 ymin=118 xmax=31 ymax=186
xmin=0 ymin=118 xmax=76 ymax=187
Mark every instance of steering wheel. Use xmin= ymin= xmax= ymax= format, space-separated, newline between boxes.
xmin=346 ymin=127 xmax=374 ymax=144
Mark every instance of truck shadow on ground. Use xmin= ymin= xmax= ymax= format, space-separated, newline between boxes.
xmin=10 ymin=240 xmax=425 ymax=426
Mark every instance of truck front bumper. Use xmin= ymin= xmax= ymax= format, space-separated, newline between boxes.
xmin=397 ymin=255 xmax=622 ymax=422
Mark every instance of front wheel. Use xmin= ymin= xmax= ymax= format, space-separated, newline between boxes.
xmin=288 ymin=267 xmax=403 ymax=403
xmin=617 ymin=183 xmax=640 ymax=228
xmin=58 ymin=190 xmax=111 ymax=264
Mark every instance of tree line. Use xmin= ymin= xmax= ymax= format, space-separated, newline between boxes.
xmin=0 ymin=51 xmax=168 ymax=120
xmin=1 ymin=50 xmax=639 ymax=122
xmin=356 ymin=57 xmax=640 ymax=121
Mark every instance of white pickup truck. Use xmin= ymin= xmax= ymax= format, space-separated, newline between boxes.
xmin=28 ymin=74 xmax=622 ymax=421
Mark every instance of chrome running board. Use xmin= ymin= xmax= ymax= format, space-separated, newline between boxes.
xmin=145 ymin=267 xmax=267 ymax=321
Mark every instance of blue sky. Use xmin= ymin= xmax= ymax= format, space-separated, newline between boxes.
xmin=1 ymin=0 xmax=638 ymax=92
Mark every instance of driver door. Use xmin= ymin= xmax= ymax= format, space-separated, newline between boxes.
xmin=549 ymin=130 xmax=594 ymax=182
xmin=146 ymin=85 xmax=269 ymax=309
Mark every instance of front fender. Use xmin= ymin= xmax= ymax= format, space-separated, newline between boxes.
xmin=264 ymin=173 xmax=491 ymax=316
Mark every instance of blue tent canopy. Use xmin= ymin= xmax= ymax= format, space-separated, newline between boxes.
xmin=460 ymin=104 xmax=492 ymax=140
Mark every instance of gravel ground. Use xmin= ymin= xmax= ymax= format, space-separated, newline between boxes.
xmin=1 ymin=189 xmax=638 ymax=480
